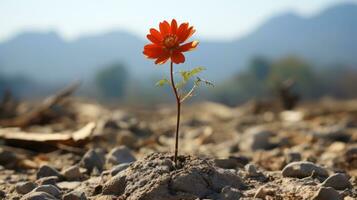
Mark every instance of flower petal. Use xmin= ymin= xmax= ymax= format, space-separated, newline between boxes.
xmin=143 ymin=49 xmax=164 ymax=58
xmin=179 ymin=27 xmax=195 ymax=43
xmin=159 ymin=21 xmax=171 ymax=37
xmin=179 ymin=41 xmax=199 ymax=52
xmin=147 ymin=34 xmax=161 ymax=44
xmin=176 ymin=23 xmax=189 ymax=42
xmin=144 ymin=44 xmax=161 ymax=50
xmin=155 ymin=53 xmax=170 ymax=64
xmin=150 ymin=28 xmax=163 ymax=41
xmin=171 ymin=19 xmax=178 ymax=34
xmin=171 ymin=50 xmax=185 ymax=64
xmin=143 ymin=44 xmax=165 ymax=58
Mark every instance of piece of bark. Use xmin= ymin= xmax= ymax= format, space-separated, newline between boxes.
xmin=0 ymin=122 xmax=95 ymax=151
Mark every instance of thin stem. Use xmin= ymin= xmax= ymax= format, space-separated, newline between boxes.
xmin=180 ymin=84 xmax=198 ymax=103
xmin=169 ymin=61 xmax=181 ymax=166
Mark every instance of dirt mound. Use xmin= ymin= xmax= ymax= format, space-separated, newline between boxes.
xmin=102 ymin=153 xmax=246 ymax=200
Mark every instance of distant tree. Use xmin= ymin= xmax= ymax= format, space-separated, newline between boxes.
xmin=95 ymin=63 xmax=129 ymax=99
xmin=248 ymin=56 xmax=271 ymax=81
xmin=268 ymin=56 xmax=317 ymax=98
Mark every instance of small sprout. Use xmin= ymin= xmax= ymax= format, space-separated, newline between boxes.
xmin=155 ymin=78 xmax=169 ymax=87
xmin=143 ymin=19 xmax=212 ymax=166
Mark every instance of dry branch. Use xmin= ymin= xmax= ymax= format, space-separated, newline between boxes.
xmin=0 ymin=82 xmax=80 ymax=127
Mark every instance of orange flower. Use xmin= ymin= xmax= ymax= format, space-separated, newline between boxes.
xmin=143 ymin=19 xmax=199 ymax=65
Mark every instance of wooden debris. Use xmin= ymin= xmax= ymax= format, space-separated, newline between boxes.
xmin=0 ymin=89 xmax=18 ymax=119
xmin=0 ymin=122 xmax=96 ymax=150
xmin=0 ymin=82 xmax=80 ymax=127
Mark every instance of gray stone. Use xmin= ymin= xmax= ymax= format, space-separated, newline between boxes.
xmin=312 ymin=126 xmax=350 ymax=142
xmin=214 ymin=156 xmax=248 ymax=169
xmin=36 ymin=165 xmax=61 ymax=179
xmin=33 ymin=185 xmax=62 ymax=198
xmin=282 ymin=161 xmax=328 ymax=178
xmin=63 ymin=191 xmax=86 ymax=200
xmin=245 ymin=164 xmax=262 ymax=177
xmin=220 ymin=186 xmax=242 ymax=200
xmin=312 ymin=187 xmax=342 ymax=200
xmin=20 ymin=192 xmax=57 ymax=200
xmin=110 ymin=163 xmax=131 ymax=176
xmin=62 ymin=166 xmax=82 ymax=181
xmin=117 ymin=130 xmax=137 ymax=148
xmin=80 ymin=149 xmax=105 ymax=173
xmin=16 ymin=181 xmax=37 ymax=194
xmin=345 ymin=146 xmax=357 ymax=162
xmin=106 ymin=146 xmax=136 ymax=165
xmin=286 ymin=152 xmax=302 ymax=163
xmin=240 ymin=127 xmax=274 ymax=151
xmin=0 ymin=148 xmax=17 ymax=166
xmin=36 ymin=176 xmax=59 ymax=186
xmin=0 ymin=189 xmax=5 ymax=198
xmin=322 ymin=173 xmax=352 ymax=190
xmin=102 ymin=171 xmax=126 ymax=195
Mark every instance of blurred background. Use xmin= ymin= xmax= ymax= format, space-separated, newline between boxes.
xmin=0 ymin=0 xmax=356 ymax=106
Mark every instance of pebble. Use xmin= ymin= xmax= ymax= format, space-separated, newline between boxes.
xmin=33 ymin=185 xmax=62 ymax=198
xmin=312 ymin=126 xmax=350 ymax=142
xmin=220 ymin=186 xmax=242 ymax=200
xmin=57 ymin=181 xmax=81 ymax=190
xmin=36 ymin=176 xmax=59 ymax=186
xmin=312 ymin=187 xmax=342 ymax=200
xmin=106 ymin=146 xmax=136 ymax=165
xmin=322 ymin=173 xmax=352 ymax=190
xmin=36 ymin=165 xmax=62 ymax=179
xmin=16 ymin=181 xmax=37 ymax=194
xmin=240 ymin=127 xmax=274 ymax=151
xmin=214 ymin=156 xmax=249 ymax=169
xmin=282 ymin=161 xmax=328 ymax=178
xmin=63 ymin=191 xmax=87 ymax=200
xmin=62 ymin=166 xmax=82 ymax=181
xmin=0 ymin=148 xmax=17 ymax=166
xmin=20 ymin=191 xmax=57 ymax=200
xmin=117 ymin=130 xmax=137 ymax=148
xmin=110 ymin=163 xmax=131 ymax=176
xmin=285 ymin=152 xmax=302 ymax=163
xmin=0 ymin=190 xmax=5 ymax=198
xmin=345 ymin=146 xmax=357 ymax=163
xmin=80 ymin=149 xmax=105 ymax=173
xmin=245 ymin=164 xmax=262 ymax=177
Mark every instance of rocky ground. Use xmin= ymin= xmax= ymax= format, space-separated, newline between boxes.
xmin=0 ymin=97 xmax=356 ymax=199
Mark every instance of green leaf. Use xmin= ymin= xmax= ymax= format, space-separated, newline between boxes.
xmin=190 ymin=67 xmax=206 ymax=76
xmin=155 ymin=78 xmax=169 ymax=87
xmin=179 ymin=67 xmax=206 ymax=82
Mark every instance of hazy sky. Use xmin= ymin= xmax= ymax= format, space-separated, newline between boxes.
xmin=0 ymin=0 xmax=356 ymax=42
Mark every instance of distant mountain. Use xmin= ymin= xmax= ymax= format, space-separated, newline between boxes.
xmin=0 ymin=3 xmax=356 ymax=83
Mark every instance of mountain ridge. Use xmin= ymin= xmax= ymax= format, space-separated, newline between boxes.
xmin=0 ymin=3 xmax=356 ymax=83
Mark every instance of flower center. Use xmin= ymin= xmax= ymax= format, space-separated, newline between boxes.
xmin=163 ymin=35 xmax=178 ymax=49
